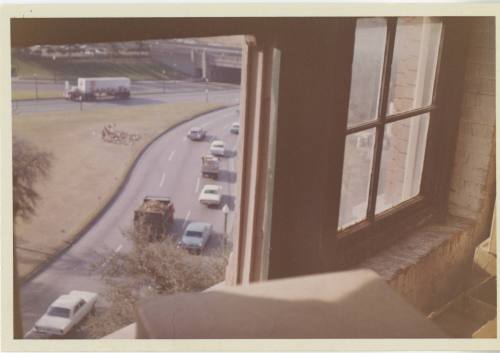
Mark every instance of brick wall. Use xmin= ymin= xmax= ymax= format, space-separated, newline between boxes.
xmin=448 ymin=18 xmax=496 ymax=221
xmin=361 ymin=18 xmax=496 ymax=315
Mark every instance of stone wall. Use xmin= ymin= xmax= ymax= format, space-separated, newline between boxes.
xmin=362 ymin=18 xmax=496 ymax=313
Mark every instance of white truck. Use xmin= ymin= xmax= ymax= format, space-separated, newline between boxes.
xmin=33 ymin=290 xmax=98 ymax=337
xmin=201 ymin=155 xmax=220 ymax=179
xmin=64 ymin=77 xmax=131 ymax=101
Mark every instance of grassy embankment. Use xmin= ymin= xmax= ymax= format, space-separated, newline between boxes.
xmin=13 ymin=101 xmax=221 ymax=280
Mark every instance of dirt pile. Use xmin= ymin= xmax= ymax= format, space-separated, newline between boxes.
xmin=101 ymin=123 xmax=141 ymax=145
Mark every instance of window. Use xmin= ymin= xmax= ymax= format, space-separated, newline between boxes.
xmin=338 ymin=17 xmax=443 ymax=232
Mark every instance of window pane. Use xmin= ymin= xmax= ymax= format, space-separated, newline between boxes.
xmin=338 ymin=129 xmax=376 ymax=230
xmin=387 ymin=17 xmax=442 ymax=115
xmin=347 ymin=18 xmax=387 ymax=128
xmin=376 ymin=113 xmax=430 ymax=214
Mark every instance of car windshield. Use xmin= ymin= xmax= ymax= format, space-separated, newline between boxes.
xmin=213 ymin=143 xmax=224 ymax=148
xmin=205 ymin=189 xmax=218 ymax=194
xmin=47 ymin=306 xmax=71 ymax=318
xmin=186 ymin=230 xmax=203 ymax=238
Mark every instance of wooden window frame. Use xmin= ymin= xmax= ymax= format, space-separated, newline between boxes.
xmin=335 ymin=17 xmax=452 ymax=241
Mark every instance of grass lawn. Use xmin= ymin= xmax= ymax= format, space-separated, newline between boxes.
xmin=13 ymin=101 xmax=221 ymax=280
xmin=12 ymin=55 xmax=185 ymax=81
xmin=12 ymin=89 xmax=62 ymax=101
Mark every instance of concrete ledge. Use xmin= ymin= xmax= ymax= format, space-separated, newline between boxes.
xmin=103 ymin=323 xmax=137 ymax=339
xmin=474 ymin=238 xmax=497 ymax=276
xmin=359 ymin=215 xmax=479 ymax=313
xmin=135 ymin=269 xmax=446 ymax=339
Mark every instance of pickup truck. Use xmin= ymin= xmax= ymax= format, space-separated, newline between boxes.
xmin=33 ymin=290 xmax=98 ymax=336
xmin=201 ymin=155 xmax=220 ymax=179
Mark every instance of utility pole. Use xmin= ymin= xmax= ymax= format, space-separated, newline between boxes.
xmin=34 ymin=73 xmax=38 ymax=99
xmin=52 ymin=55 xmax=57 ymax=83
xmin=162 ymin=69 xmax=166 ymax=94
xmin=222 ymin=204 xmax=229 ymax=246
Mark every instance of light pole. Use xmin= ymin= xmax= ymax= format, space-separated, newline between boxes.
xmin=222 ymin=204 xmax=229 ymax=246
xmin=33 ymin=73 xmax=38 ymax=100
xmin=162 ymin=69 xmax=166 ymax=94
xmin=52 ymin=55 xmax=56 ymax=83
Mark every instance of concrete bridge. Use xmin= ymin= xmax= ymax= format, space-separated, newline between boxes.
xmin=150 ymin=41 xmax=242 ymax=83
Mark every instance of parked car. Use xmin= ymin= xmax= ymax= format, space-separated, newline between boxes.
xmin=230 ymin=122 xmax=240 ymax=134
xmin=33 ymin=291 xmax=98 ymax=336
xmin=210 ymin=140 xmax=225 ymax=156
xmin=187 ymin=127 xmax=206 ymax=141
xmin=199 ymin=184 xmax=222 ymax=206
xmin=178 ymin=222 xmax=212 ymax=254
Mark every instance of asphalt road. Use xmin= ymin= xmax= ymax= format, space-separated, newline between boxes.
xmin=21 ymin=105 xmax=240 ymax=338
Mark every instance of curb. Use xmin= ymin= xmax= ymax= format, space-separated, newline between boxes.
xmin=20 ymin=104 xmax=237 ymax=285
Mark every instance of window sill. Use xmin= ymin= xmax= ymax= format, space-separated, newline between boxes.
xmin=132 ymin=269 xmax=445 ymax=339
xmin=358 ymin=214 xmax=479 ymax=313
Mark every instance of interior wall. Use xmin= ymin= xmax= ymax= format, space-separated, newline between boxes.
xmin=448 ymin=17 xmax=496 ymax=227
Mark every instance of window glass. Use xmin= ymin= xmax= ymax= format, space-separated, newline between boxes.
xmin=47 ymin=307 xmax=70 ymax=318
xmin=387 ymin=17 xmax=442 ymax=115
xmin=338 ymin=129 xmax=376 ymax=229
xmin=347 ymin=18 xmax=387 ymax=128
xmin=376 ymin=113 xmax=430 ymax=214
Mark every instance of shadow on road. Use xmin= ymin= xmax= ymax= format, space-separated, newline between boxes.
xmin=216 ymin=195 xmax=236 ymax=211
xmin=170 ymin=218 xmax=187 ymax=236
xmin=218 ymin=170 xmax=237 ymax=184
xmin=224 ymin=150 xmax=237 ymax=158
xmin=99 ymin=96 xmax=166 ymax=106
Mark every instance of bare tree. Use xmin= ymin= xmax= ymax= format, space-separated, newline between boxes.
xmin=12 ymin=137 xmax=52 ymax=222
xmin=12 ymin=137 xmax=52 ymax=338
xmin=80 ymin=228 xmax=228 ymax=338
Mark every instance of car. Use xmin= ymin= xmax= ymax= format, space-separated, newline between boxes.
xmin=33 ymin=290 xmax=98 ymax=337
xmin=199 ymin=184 xmax=222 ymax=206
xmin=178 ymin=222 xmax=212 ymax=254
xmin=187 ymin=127 xmax=206 ymax=141
xmin=230 ymin=122 xmax=240 ymax=134
xmin=210 ymin=140 xmax=225 ymax=156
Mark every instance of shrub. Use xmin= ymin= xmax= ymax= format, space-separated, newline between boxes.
xmin=80 ymin=228 xmax=228 ymax=338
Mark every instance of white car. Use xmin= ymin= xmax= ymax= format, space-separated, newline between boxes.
xmin=178 ymin=222 xmax=212 ymax=254
xmin=187 ymin=127 xmax=206 ymax=141
xmin=230 ymin=122 xmax=240 ymax=134
xmin=33 ymin=290 xmax=97 ymax=336
xmin=199 ymin=184 xmax=222 ymax=206
xmin=210 ymin=140 xmax=225 ymax=157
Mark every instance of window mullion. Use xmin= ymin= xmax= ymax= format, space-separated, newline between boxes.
xmin=366 ymin=18 xmax=397 ymax=220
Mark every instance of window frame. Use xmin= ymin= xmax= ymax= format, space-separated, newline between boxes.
xmin=336 ymin=17 xmax=446 ymax=239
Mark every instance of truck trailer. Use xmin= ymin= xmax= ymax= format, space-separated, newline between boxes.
xmin=64 ymin=77 xmax=131 ymax=101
